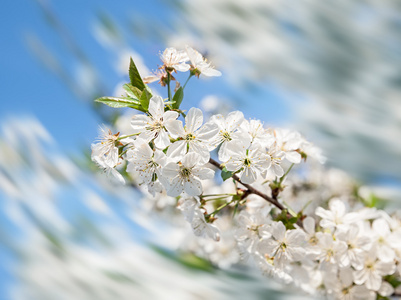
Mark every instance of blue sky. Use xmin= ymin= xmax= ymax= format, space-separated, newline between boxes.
xmin=0 ymin=0 xmax=289 ymax=156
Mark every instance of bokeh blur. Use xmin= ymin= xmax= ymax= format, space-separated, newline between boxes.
xmin=1 ymin=0 xmax=400 ymax=299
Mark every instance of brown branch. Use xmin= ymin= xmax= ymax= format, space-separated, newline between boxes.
xmin=209 ymin=158 xmax=285 ymax=211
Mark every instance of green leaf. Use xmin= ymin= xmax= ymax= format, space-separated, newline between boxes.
xmin=95 ymin=96 xmax=146 ymax=112
xmin=172 ymin=87 xmax=184 ymax=109
xmin=221 ymin=167 xmax=233 ymax=181
xmin=140 ymin=88 xmax=152 ymax=111
xmin=384 ymin=275 xmax=401 ymax=288
xmin=123 ymin=84 xmax=141 ymax=100
xmin=129 ymin=57 xmax=146 ymax=91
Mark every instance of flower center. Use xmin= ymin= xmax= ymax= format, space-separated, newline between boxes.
xmin=180 ymin=167 xmax=192 ymax=178
xmin=244 ymin=158 xmax=252 ymax=167
xmin=309 ymin=236 xmax=318 ymax=245
xmin=186 ymin=133 xmax=196 ymax=141
xmin=222 ymin=131 xmax=232 ymax=141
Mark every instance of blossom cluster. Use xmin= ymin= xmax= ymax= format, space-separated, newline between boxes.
xmin=91 ymin=46 xmax=401 ymax=299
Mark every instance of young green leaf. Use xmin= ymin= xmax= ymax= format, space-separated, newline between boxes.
xmin=140 ymin=88 xmax=152 ymax=111
xmin=95 ymin=96 xmax=146 ymax=112
xmin=123 ymin=84 xmax=141 ymax=100
xmin=221 ymin=167 xmax=233 ymax=181
xmin=129 ymin=58 xmax=146 ymax=91
xmin=172 ymin=87 xmax=184 ymax=109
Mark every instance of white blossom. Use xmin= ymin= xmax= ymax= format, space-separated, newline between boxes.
xmin=130 ymin=95 xmax=178 ymax=149
xmin=165 ymin=107 xmax=219 ymax=164
xmin=160 ymin=47 xmax=190 ymax=72
xmin=210 ymin=111 xmax=248 ymax=161
xmin=186 ymin=46 xmax=222 ymax=77
xmin=258 ymin=221 xmax=306 ymax=269
xmin=126 ymin=139 xmax=167 ymax=195
xmin=225 ymin=142 xmax=271 ymax=184
xmin=353 ymin=248 xmax=396 ymax=291
xmin=162 ymin=152 xmax=214 ymax=197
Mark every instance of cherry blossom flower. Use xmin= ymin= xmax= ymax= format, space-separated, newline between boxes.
xmin=126 ymin=139 xmax=168 ymax=195
xmin=209 ymin=111 xmax=249 ymax=161
xmin=371 ymin=218 xmax=401 ymax=263
xmin=91 ymin=126 xmax=125 ymax=184
xmin=353 ymin=248 xmax=396 ymax=291
xmin=336 ymin=224 xmax=371 ymax=269
xmin=239 ymin=119 xmax=272 ymax=148
xmin=165 ymin=107 xmax=219 ymax=163
xmin=186 ymin=46 xmax=222 ymax=77
xmin=130 ymin=95 xmax=179 ymax=149
xmin=160 ymin=47 xmax=190 ymax=73
xmin=225 ymin=142 xmax=271 ymax=184
xmin=235 ymin=210 xmax=271 ymax=256
xmin=315 ymin=198 xmax=358 ymax=231
xmin=258 ymin=221 xmax=306 ymax=269
xmin=162 ymin=152 xmax=214 ymax=197
xmin=274 ymin=128 xmax=303 ymax=164
xmin=178 ymin=197 xmax=220 ymax=241
xmin=142 ymin=69 xmax=168 ymax=86
xmin=316 ymin=232 xmax=347 ymax=271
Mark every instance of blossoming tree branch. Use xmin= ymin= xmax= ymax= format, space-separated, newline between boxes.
xmin=91 ymin=46 xmax=401 ymax=299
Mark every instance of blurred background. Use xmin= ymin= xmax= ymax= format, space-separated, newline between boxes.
xmin=1 ymin=0 xmax=401 ymax=299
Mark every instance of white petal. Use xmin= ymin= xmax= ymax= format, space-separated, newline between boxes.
xmin=201 ymin=67 xmax=222 ymax=77
xmin=130 ymin=115 xmax=149 ymax=133
xmin=184 ymin=178 xmax=202 ymax=196
xmin=225 ymin=111 xmax=244 ymax=131
xmin=162 ymin=162 xmax=179 ymax=179
xmin=166 ymin=140 xmax=187 ymax=161
xmin=148 ymin=95 xmax=164 ymax=119
xmin=185 ymin=107 xmax=203 ymax=132
xmin=285 ymin=151 xmax=302 ymax=164
xmin=166 ymin=177 xmax=183 ymax=197
xmin=303 ymin=217 xmax=315 ymax=235
xmin=189 ymin=142 xmax=210 ymax=164
xmin=194 ymin=167 xmax=214 ymax=180
xmin=181 ymin=152 xmax=201 ymax=168
xmin=162 ymin=110 xmax=179 ymax=122
xmin=240 ymin=167 xmax=257 ymax=184
xmin=164 ymin=119 xmax=185 ymax=138
xmin=154 ymin=130 xmax=170 ymax=149
xmin=196 ymin=121 xmax=219 ymax=142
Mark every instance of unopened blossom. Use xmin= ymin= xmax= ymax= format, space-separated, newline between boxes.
xmin=162 ymin=152 xmax=214 ymax=197
xmin=353 ymin=248 xmax=396 ymax=291
xmin=225 ymin=142 xmax=271 ymax=184
xmin=186 ymin=46 xmax=222 ymax=77
xmin=160 ymin=47 xmax=189 ymax=73
xmin=165 ymin=107 xmax=219 ymax=164
xmin=210 ymin=111 xmax=249 ymax=161
xmin=126 ymin=140 xmax=167 ymax=195
xmin=258 ymin=221 xmax=306 ymax=269
xmin=131 ymin=95 xmax=178 ymax=149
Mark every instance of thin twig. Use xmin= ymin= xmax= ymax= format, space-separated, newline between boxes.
xmin=208 ymin=158 xmax=285 ymax=211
